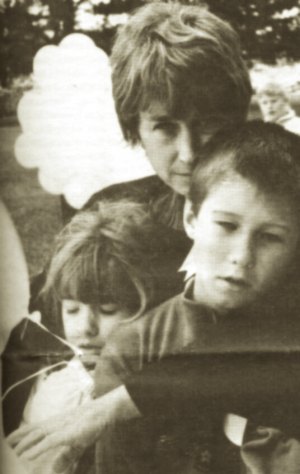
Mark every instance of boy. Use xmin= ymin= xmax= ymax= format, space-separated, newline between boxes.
xmin=256 ymin=81 xmax=300 ymax=135
xmin=93 ymin=121 xmax=300 ymax=473
xmin=12 ymin=122 xmax=300 ymax=473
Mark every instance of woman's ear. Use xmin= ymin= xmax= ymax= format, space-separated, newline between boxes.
xmin=183 ymin=199 xmax=197 ymax=241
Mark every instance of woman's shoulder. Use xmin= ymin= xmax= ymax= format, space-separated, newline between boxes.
xmin=86 ymin=175 xmax=165 ymax=207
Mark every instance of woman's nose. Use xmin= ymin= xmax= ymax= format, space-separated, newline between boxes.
xmin=177 ymin=126 xmax=196 ymax=165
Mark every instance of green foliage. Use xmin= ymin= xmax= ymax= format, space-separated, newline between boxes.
xmin=0 ymin=0 xmax=300 ymax=86
xmin=203 ymin=0 xmax=300 ymax=62
xmin=0 ymin=74 xmax=32 ymax=117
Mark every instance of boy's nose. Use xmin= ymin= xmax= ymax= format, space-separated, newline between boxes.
xmin=177 ymin=126 xmax=196 ymax=165
xmin=230 ymin=236 xmax=255 ymax=269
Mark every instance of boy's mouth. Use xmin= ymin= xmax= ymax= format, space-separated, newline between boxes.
xmin=219 ymin=276 xmax=250 ymax=288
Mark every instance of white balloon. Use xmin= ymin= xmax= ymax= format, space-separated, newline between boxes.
xmin=59 ymin=33 xmax=96 ymax=49
xmin=33 ymin=45 xmax=60 ymax=89
xmin=15 ymin=133 xmax=40 ymax=168
xmin=14 ymin=33 xmax=154 ymax=207
xmin=17 ymin=90 xmax=43 ymax=132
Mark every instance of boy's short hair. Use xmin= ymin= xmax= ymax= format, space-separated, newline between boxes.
xmin=189 ymin=121 xmax=300 ymax=217
xmin=111 ymin=2 xmax=252 ymax=143
xmin=256 ymin=82 xmax=289 ymax=101
xmin=43 ymin=200 xmax=166 ymax=324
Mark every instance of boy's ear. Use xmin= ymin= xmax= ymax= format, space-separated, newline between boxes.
xmin=183 ymin=199 xmax=197 ymax=241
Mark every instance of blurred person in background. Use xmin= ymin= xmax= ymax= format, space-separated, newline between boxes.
xmin=256 ymin=81 xmax=300 ymax=135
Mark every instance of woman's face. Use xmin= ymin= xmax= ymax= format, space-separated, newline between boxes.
xmin=62 ymin=300 xmax=130 ymax=365
xmin=138 ymin=102 xmax=220 ymax=195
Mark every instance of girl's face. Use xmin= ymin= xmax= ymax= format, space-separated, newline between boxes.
xmin=184 ymin=173 xmax=300 ymax=314
xmin=62 ymin=300 xmax=130 ymax=364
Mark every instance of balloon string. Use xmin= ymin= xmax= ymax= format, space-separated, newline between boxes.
xmin=1 ymin=360 xmax=67 ymax=402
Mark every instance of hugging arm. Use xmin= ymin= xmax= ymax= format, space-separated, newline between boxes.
xmin=8 ymin=351 xmax=300 ymax=471
xmin=125 ymin=352 xmax=300 ymax=438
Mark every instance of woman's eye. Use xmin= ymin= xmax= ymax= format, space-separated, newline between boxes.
xmin=260 ymin=233 xmax=283 ymax=244
xmin=216 ymin=221 xmax=237 ymax=231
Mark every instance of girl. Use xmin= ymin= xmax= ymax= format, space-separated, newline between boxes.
xmin=2 ymin=199 xmax=173 ymax=471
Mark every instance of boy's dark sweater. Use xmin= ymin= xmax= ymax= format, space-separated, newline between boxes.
xmin=126 ymin=305 xmax=300 ymax=439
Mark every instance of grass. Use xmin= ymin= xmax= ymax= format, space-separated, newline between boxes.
xmin=0 ymin=125 xmax=63 ymax=277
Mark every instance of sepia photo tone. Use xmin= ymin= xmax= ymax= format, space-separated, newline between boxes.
xmin=1 ymin=1 xmax=300 ymax=473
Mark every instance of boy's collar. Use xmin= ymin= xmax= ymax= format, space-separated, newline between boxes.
xmin=179 ymin=247 xmax=196 ymax=280
xmin=182 ymin=277 xmax=218 ymax=324
xmin=183 ymin=276 xmax=195 ymax=300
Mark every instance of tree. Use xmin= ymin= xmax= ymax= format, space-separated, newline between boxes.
xmin=0 ymin=0 xmax=81 ymax=86
xmin=202 ymin=0 xmax=300 ymax=62
xmin=1 ymin=0 xmax=300 ymax=86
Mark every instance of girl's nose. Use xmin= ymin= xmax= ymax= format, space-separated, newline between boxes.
xmin=84 ymin=309 xmax=99 ymax=337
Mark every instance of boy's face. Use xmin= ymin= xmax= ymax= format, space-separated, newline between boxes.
xmin=184 ymin=172 xmax=299 ymax=314
xmin=138 ymin=102 xmax=220 ymax=195
xmin=258 ymin=94 xmax=289 ymax=123
xmin=62 ymin=300 xmax=130 ymax=365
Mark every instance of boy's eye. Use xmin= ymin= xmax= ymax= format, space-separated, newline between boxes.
xmin=99 ymin=303 xmax=119 ymax=315
xmin=216 ymin=221 xmax=237 ymax=232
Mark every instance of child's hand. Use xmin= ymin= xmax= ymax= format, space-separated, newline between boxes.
xmin=7 ymin=386 xmax=140 ymax=472
xmin=7 ymin=403 xmax=98 ymax=472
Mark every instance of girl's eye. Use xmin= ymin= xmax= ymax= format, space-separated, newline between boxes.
xmin=65 ymin=306 xmax=80 ymax=315
xmin=216 ymin=221 xmax=237 ymax=232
